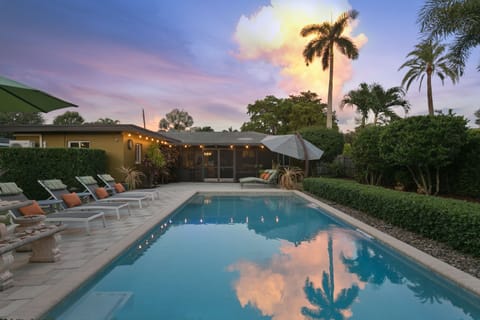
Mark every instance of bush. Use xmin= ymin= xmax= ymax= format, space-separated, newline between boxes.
xmin=299 ymin=126 xmax=344 ymax=163
xmin=303 ymin=177 xmax=480 ymax=257
xmin=0 ymin=148 xmax=106 ymax=199
xmin=446 ymin=129 xmax=480 ymax=199
xmin=351 ymin=125 xmax=388 ymax=185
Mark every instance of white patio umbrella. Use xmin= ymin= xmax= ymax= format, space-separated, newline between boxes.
xmin=261 ymin=133 xmax=324 ymax=176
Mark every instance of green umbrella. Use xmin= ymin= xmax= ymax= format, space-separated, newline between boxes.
xmin=0 ymin=75 xmax=77 ymax=112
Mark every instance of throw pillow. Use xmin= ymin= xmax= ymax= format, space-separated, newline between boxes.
xmin=62 ymin=193 xmax=82 ymax=208
xmin=19 ymin=201 xmax=46 ymax=216
xmin=114 ymin=183 xmax=126 ymax=193
xmin=96 ymin=187 xmax=109 ymax=199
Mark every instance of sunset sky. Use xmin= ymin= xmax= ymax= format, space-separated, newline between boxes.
xmin=1 ymin=0 xmax=478 ymax=132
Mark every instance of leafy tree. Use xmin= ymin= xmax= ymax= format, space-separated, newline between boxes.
xmin=301 ymin=236 xmax=359 ymax=319
xmin=240 ymin=95 xmax=290 ymax=134
xmin=399 ymin=39 xmax=460 ymax=115
xmin=53 ymin=111 xmax=85 ymax=125
xmin=419 ymin=0 xmax=480 ymax=71
xmin=301 ymin=10 xmax=359 ymax=129
xmin=0 ymin=112 xmax=45 ymax=125
xmin=222 ymin=127 xmax=239 ymax=132
xmin=288 ymin=91 xmax=328 ymax=131
xmin=351 ymin=125 xmax=387 ymax=185
xmin=158 ymin=108 xmax=193 ymax=131
xmin=475 ymin=108 xmax=480 ymax=127
xmin=299 ymin=127 xmax=344 ymax=163
xmin=95 ymin=118 xmax=120 ymax=124
xmin=379 ymin=115 xmax=468 ymax=195
xmin=241 ymin=92 xmax=330 ymax=134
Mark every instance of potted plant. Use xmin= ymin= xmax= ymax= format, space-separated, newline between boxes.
xmin=117 ymin=166 xmax=145 ymax=190
xmin=279 ymin=167 xmax=304 ymax=190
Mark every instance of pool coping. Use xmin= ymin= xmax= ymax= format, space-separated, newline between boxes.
xmin=15 ymin=188 xmax=480 ymax=319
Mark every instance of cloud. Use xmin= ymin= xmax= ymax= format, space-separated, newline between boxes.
xmin=233 ymin=0 xmax=368 ymax=127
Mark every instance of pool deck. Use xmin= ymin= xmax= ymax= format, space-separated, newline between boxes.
xmin=1 ymin=182 xmax=479 ymax=319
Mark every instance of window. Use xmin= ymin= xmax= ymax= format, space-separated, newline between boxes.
xmin=135 ymin=143 xmax=142 ymax=164
xmin=68 ymin=141 xmax=90 ymax=149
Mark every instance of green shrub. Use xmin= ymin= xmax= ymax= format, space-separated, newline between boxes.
xmin=446 ymin=129 xmax=480 ymax=199
xmin=303 ymin=177 xmax=480 ymax=256
xmin=0 ymin=148 xmax=106 ymax=199
xmin=299 ymin=126 xmax=344 ymax=163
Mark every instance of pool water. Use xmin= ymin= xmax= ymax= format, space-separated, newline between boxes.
xmin=46 ymin=195 xmax=480 ymax=319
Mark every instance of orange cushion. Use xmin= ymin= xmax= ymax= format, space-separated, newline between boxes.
xmin=263 ymin=173 xmax=271 ymax=180
xmin=114 ymin=183 xmax=125 ymax=193
xmin=19 ymin=201 xmax=45 ymax=216
xmin=260 ymin=172 xmax=268 ymax=179
xmin=96 ymin=187 xmax=109 ymax=199
xmin=62 ymin=193 xmax=82 ymax=208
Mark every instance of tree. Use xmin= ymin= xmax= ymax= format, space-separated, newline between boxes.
xmin=158 ymin=108 xmax=193 ymax=131
xmin=475 ymin=109 xmax=480 ymax=127
xmin=419 ymin=0 xmax=480 ymax=71
xmin=340 ymin=83 xmax=372 ymax=127
xmin=0 ymin=112 xmax=45 ymax=125
xmin=53 ymin=111 xmax=85 ymax=125
xmin=95 ymin=118 xmax=120 ymax=124
xmin=380 ymin=115 xmax=468 ymax=195
xmin=301 ymin=10 xmax=359 ymax=129
xmin=369 ymin=83 xmax=410 ymax=125
xmin=240 ymin=95 xmax=290 ymax=134
xmin=399 ymin=39 xmax=460 ymax=115
xmin=241 ymin=92 xmax=330 ymax=134
xmin=341 ymin=83 xmax=409 ymax=126
xmin=288 ymin=91 xmax=328 ymax=131
xmin=192 ymin=126 xmax=214 ymax=132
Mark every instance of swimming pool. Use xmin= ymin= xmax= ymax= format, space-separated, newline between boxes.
xmin=46 ymin=194 xmax=480 ymax=319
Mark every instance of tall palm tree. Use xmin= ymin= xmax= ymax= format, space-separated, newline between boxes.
xmin=419 ymin=0 xmax=480 ymax=71
xmin=399 ymin=40 xmax=460 ymax=116
xmin=301 ymin=10 xmax=359 ymax=129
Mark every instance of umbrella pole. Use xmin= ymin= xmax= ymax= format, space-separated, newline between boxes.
xmin=296 ymin=132 xmax=309 ymax=177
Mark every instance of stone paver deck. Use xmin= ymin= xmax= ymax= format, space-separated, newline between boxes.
xmin=0 ymin=183 xmax=479 ymax=319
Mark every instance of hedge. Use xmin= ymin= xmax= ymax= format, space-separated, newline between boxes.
xmin=303 ymin=177 xmax=480 ymax=257
xmin=0 ymin=148 xmax=106 ymax=200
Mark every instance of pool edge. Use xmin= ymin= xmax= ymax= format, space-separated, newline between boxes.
xmin=294 ymin=190 xmax=480 ymax=297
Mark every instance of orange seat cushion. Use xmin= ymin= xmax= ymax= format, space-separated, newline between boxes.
xmin=62 ymin=192 xmax=82 ymax=208
xmin=114 ymin=183 xmax=126 ymax=193
xmin=96 ymin=187 xmax=109 ymax=199
xmin=19 ymin=201 xmax=46 ymax=216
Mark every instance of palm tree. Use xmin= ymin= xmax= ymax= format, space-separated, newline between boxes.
xmin=340 ymin=83 xmax=373 ymax=127
xmin=341 ymin=83 xmax=409 ymax=126
xmin=301 ymin=235 xmax=359 ymax=319
xmin=419 ymin=0 xmax=480 ymax=71
xmin=369 ymin=83 xmax=410 ymax=125
xmin=399 ymin=40 xmax=460 ymax=116
xmin=301 ymin=10 xmax=359 ymax=129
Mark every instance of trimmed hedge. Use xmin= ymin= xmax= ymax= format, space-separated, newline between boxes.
xmin=0 ymin=148 xmax=106 ymax=200
xmin=303 ymin=177 xmax=480 ymax=257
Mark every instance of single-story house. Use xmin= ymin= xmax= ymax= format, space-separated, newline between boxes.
xmin=0 ymin=125 xmax=276 ymax=182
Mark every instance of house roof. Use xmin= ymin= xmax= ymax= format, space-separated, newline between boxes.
xmin=161 ymin=131 xmax=267 ymax=146
xmin=0 ymin=124 xmax=180 ymax=143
